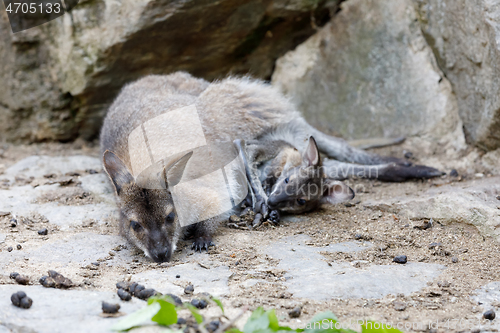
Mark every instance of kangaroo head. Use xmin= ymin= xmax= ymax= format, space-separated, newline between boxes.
xmin=102 ymin=150 xmax=192 ymax=262
xmin=267 ymin=136 xmax=354 ymax=213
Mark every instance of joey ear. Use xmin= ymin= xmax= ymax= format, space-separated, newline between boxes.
xmin=162 ymin=151 xmax=194 ymax=187
xmin=103 ymin=150 xmax=134 ymax=195
xmin=303 ymin=136 xmax=320 ymax=167
xmin=320 ymin=179 xmax=355 ymax=205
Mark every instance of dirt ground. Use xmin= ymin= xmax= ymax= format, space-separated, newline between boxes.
xmin=0 ymin=140 xmax=499 ymax=333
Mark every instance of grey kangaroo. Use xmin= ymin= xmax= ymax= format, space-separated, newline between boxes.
xmin=100 ymin=71 xmax=443 ymax=262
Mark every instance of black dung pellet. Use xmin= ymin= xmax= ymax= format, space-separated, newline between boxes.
xmin=102 ymin=301 xmax=120 ymax=314
xmin=117 ymin=289 xmax=132 ymax=301
xmin=11 ymin=291 xmax=31 ymax=309
xmin=16 ymin=244 xmax=22 ymax=250
xmin=128 ymin=282 xmax=138 ymax=294
xmin=116 ymin=281 xmax=129 ymax=290
xmin=9 ymin=272 xmax=19 ymax=279
xmin=184 ymin=284 xmax=194 ymax=294
xmin=19 ymin=297 xmax=33 ymax=309
xmin=449 ymin=169 xmax=459 ymax=177
xmin=176 ymin=275 xmax=180 ymax=278
xmin=198 ymin=299 xmax=208 ymax=309
xmin=484 ymin=309 xmax=496 ymax=320
xmin=393 ymin=255 xmax=407 ymax=264
xmin=15 ymin=275 xmax=29 ymax=285
xmin=38 ymin=228 xmax=48 ymax=235
xmin=167 ymin=293 xmax=182 ymax=306
xmin=207 ymin=320 xmax=220 ymax=332
xmin=132 ymin=284 xmax=145 ymax=295
xmin=288 ymin=307 xmax=301 ymax=318
xmin=7 ymin=246 xmax=13 ymax=252
xmin=177 ymin=318 xmax=187 ymax=325
xmin=191 ymin=299 xmax=200 ymax=308
xmin=136 ymin=288 xmax=156 ymax=300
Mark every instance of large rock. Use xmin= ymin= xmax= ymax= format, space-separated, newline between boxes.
xmin=415 ymin=0 xmax=500 ymax=151
xmin=364 ymin=177 xmax=500 ymax=242
xmin=272 ymin=0 xmax=464 ymax=145
xmin=0 ymin=0 xmax=339 ymax=142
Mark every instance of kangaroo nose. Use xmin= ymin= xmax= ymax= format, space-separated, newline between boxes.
xmin=267 ymin=197 xmax=279 ymax=209
xmin=150 ymin=246 xmax=170 ymax=263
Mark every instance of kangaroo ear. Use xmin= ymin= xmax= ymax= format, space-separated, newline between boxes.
xmin=320 ymin=179 xmax=355 ymax=205
xmin=162 ymin=151 xmax=194 ymax=187
xmin=302 ymin=136 xmax=320 ymax=167
xmin=103 ymin=150 xmax=134 ymax=195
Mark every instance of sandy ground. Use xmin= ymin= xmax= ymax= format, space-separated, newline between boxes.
xmin=0 ymin=140 xmax=499 ymax=333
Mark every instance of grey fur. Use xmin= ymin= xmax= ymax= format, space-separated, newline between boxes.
xmin=100 ymin=71 xmax=443 ymax=262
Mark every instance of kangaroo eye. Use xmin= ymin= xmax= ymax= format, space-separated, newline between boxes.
xmin=166 ymin=212 xmax=175 ymax=223
xmin=130 ymin=221 xmax=142 ymax=231
xmin=284 ymin=177 xmax=289 ymax=184
xmin=297 ymin=198 xmax=306 ymax=206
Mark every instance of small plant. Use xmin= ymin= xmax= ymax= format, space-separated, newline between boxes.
xmin=111 ymin=295 xmax=403 ymax=333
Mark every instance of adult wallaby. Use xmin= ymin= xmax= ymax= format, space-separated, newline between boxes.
xmin=100 ymin=71 xmax=443 ymax=262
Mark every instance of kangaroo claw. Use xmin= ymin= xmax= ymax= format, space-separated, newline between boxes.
xmin=252 ymin=213 xmax=263 ymax=228
xmin=192 ymin=237 xmax=214 ymax=252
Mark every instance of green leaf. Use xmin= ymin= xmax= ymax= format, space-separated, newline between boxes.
xmin=361 ymin=322 xmax=403 ymax=333
xmin=212 ymin=296 xmax=224 ymax=313
xmin=184 ymin=303 xmax=204 ymax=324
xmin=111 ymin=302 xmax=161 ymax=331
xmin=226 ymin=328 xmax=244 ymax=333
xmin=243 ymin=307 xmax=270 ymax=333
xmin=150 ymin=299 xmax=178 ymax=326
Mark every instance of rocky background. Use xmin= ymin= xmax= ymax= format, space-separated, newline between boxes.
xmin=0 ymin=0 xmax=499 ymax=156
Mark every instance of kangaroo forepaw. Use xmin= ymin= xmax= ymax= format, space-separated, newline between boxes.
xmin=269 ymin=210 xmax=280 ymax=224
xmin=191 ymin=237 xmax=214 ymax=252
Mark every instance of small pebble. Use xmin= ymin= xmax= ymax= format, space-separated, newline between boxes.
xmin=16 ymin=244 xmax=22 ymax=250
xmin=429 ymin=242 xmax=442 ymax=249
xmin=288 ymin=307 xmax=302 ymax=318
xmin=191 ymin=299 xmax=201 ymax=308
xmin=354 ymin=234 xmax=362 ymax=240
xmin=87 ymin=169 xmax=98 ymax=174
xmin=177 ymin=318 xmax=187 ymax=325
xmin=452 ymin=257 xmax=458 ymax=263
xmin=117 ymin=289 xmax=132 ymax=301
xmin=484 ymin=309 xmax=496 ymax=320
xmin=394 ymin=301 xmax=407 ymax=311
xmin=184 ymin=284 xmax=194 ymax=294
xmin=91 ymin=262 xmax=100 ymax=266
xmin=176 ymin=275 xmax=181 ymax=279
xmin=404 ymin=151 xmax=413 ymax=159
xmin=449 ymin=169 xmax=459 ymax=177
xmin=102 ymin=301 xmax=120 ymax=314
xmin=7 ymin=246 xmax=13 ymax=252
xmin=10 ymin=218 xmax=17 ymax=227
xmin=496 ymin=195 xmax=500 ymax=201
xmin=393 ymin=255 xmax=407 ymax=264
xmin=37 ymin=228 xmax=48 ymax=236
xmin=10 ymin=272 xmax=19 ymax=280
